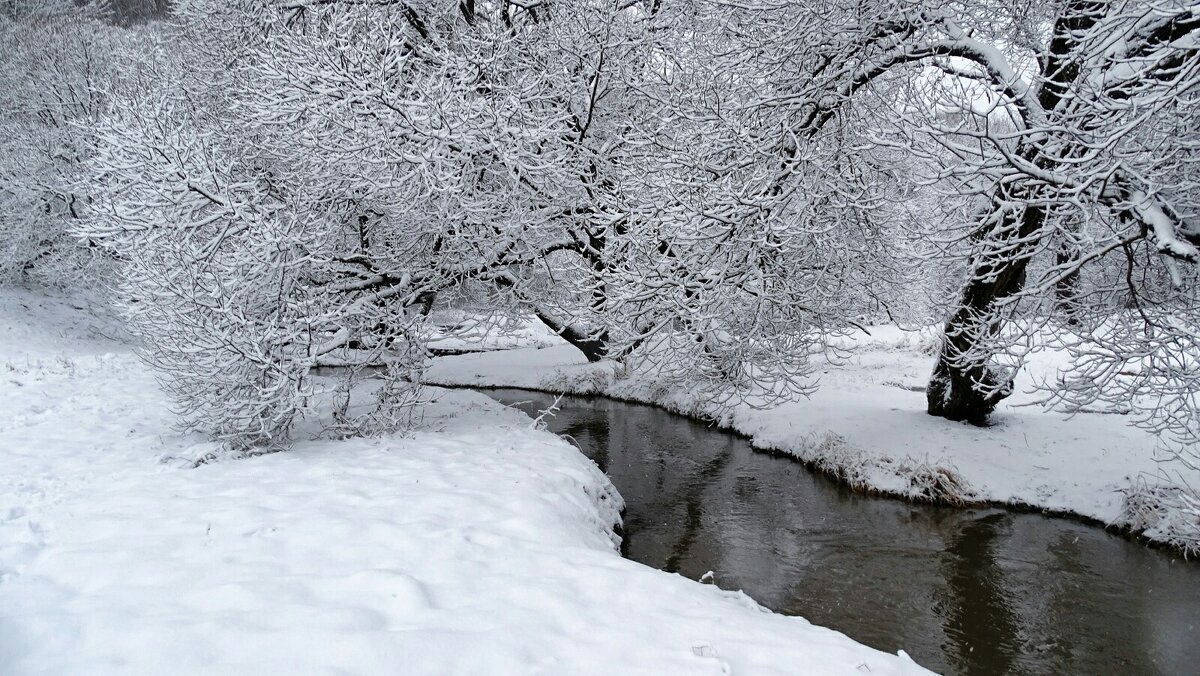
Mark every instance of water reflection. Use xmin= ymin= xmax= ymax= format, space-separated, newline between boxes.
xmin=486 ymin=389 xmax=1200 ymax=676
xmin=936 ymin=512 xmax=1019 ymax=675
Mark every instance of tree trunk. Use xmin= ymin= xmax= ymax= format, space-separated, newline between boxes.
xmin=529 ymin=307 xmax=609 ymax=363
xmin=491 ymin=273 xmax=609 ymax=362
xmin=927 ymin=207 xmax=1036 ymax=424
xmin=926 ymin=0 xmax=1104 ymax=424
xmin=1054 ymin=242 xmax=1082 ymax=327
xmin=927 ymin=319 xmax=1014 ymax=425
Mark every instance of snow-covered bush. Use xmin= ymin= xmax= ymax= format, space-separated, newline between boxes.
xmin=82 ymin=10 xmax=433 ymax=449
xmin=1116 ymin=482 xmax=1200 ymax=558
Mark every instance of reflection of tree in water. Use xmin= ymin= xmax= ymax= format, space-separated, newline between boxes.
xmin=557 ymin=416 xmax=611 ymax=474
xmin=936 ymin=511 xmax=1022 ymax=676
xmin=662 ymin=437 xmax=734 ymax=573
xmin=1038 ymin=527 xmax=1093 ymax=670
xmin=556 ymin=402 xmax=653 ymax=559
xmin=540 ymin=395 xmax=735 ymax=573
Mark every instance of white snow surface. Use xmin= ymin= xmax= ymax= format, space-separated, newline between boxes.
xmin=425 ymin=331 xmax=1200 ymax=552
xmin=424 ymin=311 xmax=566 ymax=352
xmin=0 ymin=289 xmax=931 ymax=676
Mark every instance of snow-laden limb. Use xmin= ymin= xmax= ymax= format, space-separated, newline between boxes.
xmin=0 ymin=292 xmax=932 ymax=675
xmin=1128 ymin=190 xmax=1200 ymax=265
xmin=1046 ymin=309 xmax=1200 ymax=457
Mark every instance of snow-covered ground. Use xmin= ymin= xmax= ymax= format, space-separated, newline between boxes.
xmin=0 ymin=290 xmax=930 ymax=675
xmin=424 ymin=310 xmax=565 ymax=353
xmin=425 ymin=329 xmax=1200 ymax=555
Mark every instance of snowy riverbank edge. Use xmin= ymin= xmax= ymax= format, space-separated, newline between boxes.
xmin=0 ymin=290 xmax=932 ymax=675
xmin=426 ymin=342 xmax=1200 ymax=557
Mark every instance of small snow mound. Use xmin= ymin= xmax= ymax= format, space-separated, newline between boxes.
xmin=902 ymin=462 xmax=977 ymax=505
xmin=793 ymin=433 xmax=979 ymax=505
xmin=538 ymin=359 xmax=619 ymax=395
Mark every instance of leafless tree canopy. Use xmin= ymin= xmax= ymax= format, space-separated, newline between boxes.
xmin=2 ymin=0 xmax=1198 ymax=452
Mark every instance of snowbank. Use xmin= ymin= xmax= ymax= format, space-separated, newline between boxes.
xmin=425 ymin=334 xmax=1200 ymax=556
xmin=0 ymin=290 xmax=930 ymax=675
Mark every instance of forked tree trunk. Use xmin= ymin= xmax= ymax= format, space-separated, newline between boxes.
xmin=926 ymin=0 xmax=1104 ymax=424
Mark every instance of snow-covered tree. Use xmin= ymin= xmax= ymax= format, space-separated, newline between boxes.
xmin=80 ymin=0 xmax=1200 ymax=453
xmin=0 ymin=1 xmax=131 ymax=287
xmin=82 ymin=0 xmax=908 ymax=445
xmin=82 ymin=5 xmax=432 ymax=447
xmin=692 ymin=0 xmax=1200 ymax=444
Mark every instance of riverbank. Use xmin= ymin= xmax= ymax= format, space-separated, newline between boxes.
xmin=425 ymin=335 xmax=1200 ymax=557
xmin=485 ymin=387 xmax=1200 ymax=676
xmin=0 ymin=289 xmax=929 ymax=675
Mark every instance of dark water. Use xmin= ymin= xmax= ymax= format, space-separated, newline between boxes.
xmin=485 ymin=388 xmax=1200 ymax=676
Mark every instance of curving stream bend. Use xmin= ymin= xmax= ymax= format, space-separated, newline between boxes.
xmin=484 ymin=388 xmax=1200 ymax=676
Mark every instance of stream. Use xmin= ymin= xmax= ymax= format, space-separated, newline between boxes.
xmin=484 ymin=388 xmax=1200 ymax=676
